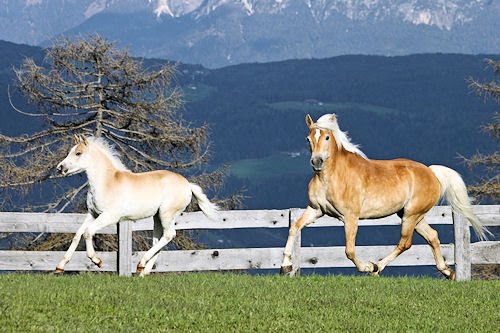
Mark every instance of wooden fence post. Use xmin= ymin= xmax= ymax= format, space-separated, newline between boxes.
xmin=453 ymin=212 xmax=471 ymax=281
xmin=117 ymin=220 xmax=133 ymax=276
xmin=290 ymin=209 xmax=301 ymax=276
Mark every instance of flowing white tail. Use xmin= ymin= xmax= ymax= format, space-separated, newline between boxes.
xmin=189 ymin=183 xmax=219 ymax=220
xmin=430 ymin=165 xmax=491 ymax=240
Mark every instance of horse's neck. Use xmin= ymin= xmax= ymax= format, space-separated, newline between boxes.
xmin=85 ymin=146 xmax=118 ymax=190
xmin=322 ymin=148 xmax=358 ymax=183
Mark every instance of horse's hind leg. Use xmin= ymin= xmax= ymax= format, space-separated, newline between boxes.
xmin=415 ymin=220 xmax=455 ymax=280
xmin=136 ymin=210 xmax=178 ymax=277
xmin=374 ymin=214 xmax=423 ymax=275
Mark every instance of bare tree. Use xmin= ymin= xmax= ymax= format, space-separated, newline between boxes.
xmin=0 ymin=35 xmax=240 ymax=250
xmin=465 ymin=59 xmax=499 ymax=201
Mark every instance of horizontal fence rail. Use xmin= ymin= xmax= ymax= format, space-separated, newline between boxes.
xmin=0 ymin=206 xmax=498 ymax=280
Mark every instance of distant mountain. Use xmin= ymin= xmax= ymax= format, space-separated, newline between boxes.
xmin=0 ymin=0 xmax=498 ymax=68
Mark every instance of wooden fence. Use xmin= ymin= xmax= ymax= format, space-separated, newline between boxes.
xmin=0 ymin=205 xmax=498 ymax=281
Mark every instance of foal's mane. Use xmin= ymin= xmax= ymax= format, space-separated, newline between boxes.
xmin=87 ymin=137 xmax=129 ymax=171
xmin=315 ymin=114 xmax=368 ymax=159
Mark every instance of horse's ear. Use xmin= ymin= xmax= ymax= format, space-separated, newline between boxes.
xmin=305 ymin=114 xmax=314 ymax=128
xmin=81 ymin=136 xmax=89 ymax=146
xmin=73 ymin=134 xmax=80 ymax=144
xmin=330 ymin=114 xmax=337 ymax=122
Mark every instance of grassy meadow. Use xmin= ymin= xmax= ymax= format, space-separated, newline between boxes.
xmin=0 ymin=273 xmax=498 ymax=332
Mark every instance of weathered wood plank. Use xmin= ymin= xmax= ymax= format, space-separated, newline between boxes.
xmin=0 ymin=212 xmax=116 ymax=233
xmin=0 ymin=251 xmax=116 ymax=271
xmin=1 ymin=241 xmax=493 ymax=273
xmin=291 ymin=206 xmax=454 ymax=227
xmin=131 ymin=248 xmax=284 ymax=272
xmin=471 ymin=205 xmax=500 ymax=226
xmin=132 ymin=210 xmax=290 ymax=231
xmin=0 ymin=206 xmax=496 ymax=233
xmin=134 ymin=244 xmax=454 ymax=272
xmin=299 ymin=244 xmax=455 ymax=268
xmin=471 ymin=241 xmax=500 ymax=264
xmin=0 ymin=210 xmax=289 ymax=233
xmin=0 ymin=212 xmax=85 ymax=225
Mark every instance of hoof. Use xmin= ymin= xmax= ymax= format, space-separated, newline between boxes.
xmin=446 ymin=270 xmax=456 ymax=281
xmin=93 ymin=258 xmax=103 ymax=268
xmin=280 ymin=265 xmax=293 ymax=275
xmin=371 ymin=262 xmax=379 ymax=273
xmin=54 ymin=268 xmax=64 ymax=274
xmin=136 ymin=265 xmax=145 ymax=274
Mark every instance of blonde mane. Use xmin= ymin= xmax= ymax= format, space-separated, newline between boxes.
xmin=87 ymin=137 xmax=129 ymax=171
xmin=315 ymin=114 xmax=368 ymax=159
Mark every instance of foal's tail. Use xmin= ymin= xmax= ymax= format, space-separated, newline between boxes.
xmin=189 ymin=183 xmax=219 ymax=220
xmin=429 ymin=165 xmax=491 ymax=241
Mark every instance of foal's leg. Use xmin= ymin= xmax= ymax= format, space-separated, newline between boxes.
xmin=374 ymin=214 xmax=423 ymax=275
xmin=344 ymin=215 xmax=378 ymax=273
xmin=83 ymin=212 xmax=120 ymax=268
xmin=136 ymin=210 xmax=179 ymax=277
xmin=141 ymin=213 xmax=163 ymax=275
xmin=55 ymin=213 xmax=95 ymax=273
xmin=415 ymin=220 xmax=455 ymax=280
xmin=280 ymin=206 xmax=322 ymax=275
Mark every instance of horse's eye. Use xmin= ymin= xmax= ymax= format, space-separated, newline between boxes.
xmin=325 ymin=136 xmax=330 ymax=141
xmin=306 ymin=137 xmax=310 ymax=142
xmin=76 ymin=152 xmax=82 ymax=156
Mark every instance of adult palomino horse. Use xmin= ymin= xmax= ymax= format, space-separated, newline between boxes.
xmin=280 ymin=114 xmax=490 ymax=279
xmin=55 ymin=135 xmax=218 ymax=276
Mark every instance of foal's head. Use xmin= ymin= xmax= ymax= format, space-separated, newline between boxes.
xmin=56 ymin=135 xmax=91 ymax=176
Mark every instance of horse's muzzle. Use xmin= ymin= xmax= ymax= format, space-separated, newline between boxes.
xmin=56 ymin=163 xmax=68 ymax=175
xmin=310 ymin=156 xmax=324 ymax=172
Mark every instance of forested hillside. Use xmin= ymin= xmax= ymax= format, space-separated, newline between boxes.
xmin=0 ymin=41 xmax=497 ymax=208
xmin=177 ymin=54 xmax=498 ymax=208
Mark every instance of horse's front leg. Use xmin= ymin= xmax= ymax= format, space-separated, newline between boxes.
xmin=83 ymin=212 xmax=120 ymax=268
xmin=344 ymin=215 xmax=378 ymax=274
xmin=55 ymin=213 xmax=95 ymax=273
xmin=280 ymin=206 xmax=322 ymax=275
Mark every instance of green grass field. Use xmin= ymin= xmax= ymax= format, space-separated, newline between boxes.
xmin=0 ymin=273 xmax=498 ymax=332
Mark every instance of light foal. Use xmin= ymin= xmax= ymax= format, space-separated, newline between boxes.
xmin=55 ymin=135 xmax=218 ymax=276
xmin=281 ymin=114 xmax=490 ymax=279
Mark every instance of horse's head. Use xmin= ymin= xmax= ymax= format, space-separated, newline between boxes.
xmin=56 ymin=135 xmax=91 ymax=176
xmin=305 ymin=114 xmax=337 ymax=173
xmin=305 ymin=113 xmax=368 ymax=172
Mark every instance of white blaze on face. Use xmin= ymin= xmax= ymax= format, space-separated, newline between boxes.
xmin=314 ymin=129 xmax=321 ymax=143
